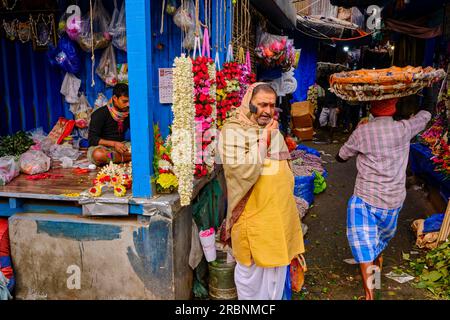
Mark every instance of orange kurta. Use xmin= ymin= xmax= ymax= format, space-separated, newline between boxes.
xmin=231 ymin=159 xmax=305 ymax=268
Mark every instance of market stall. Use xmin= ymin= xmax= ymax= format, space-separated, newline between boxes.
xmin=0 ymin=0 xmax=237 ymax=300
xmin=0 ymin=0 xmax=309 ymax=300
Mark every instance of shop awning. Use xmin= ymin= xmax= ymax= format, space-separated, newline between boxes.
xmin=250 ymin=0 xmax=297 ymax=30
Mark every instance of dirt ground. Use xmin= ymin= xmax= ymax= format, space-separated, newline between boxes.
xmin=293 ymin=131 xmax=437 ymax=300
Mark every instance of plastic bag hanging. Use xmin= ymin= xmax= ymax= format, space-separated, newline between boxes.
xmin=109 ymin=0 xmax=127 ymax=52
xmin=77 ymin=0 xmax=111 ymax=52
xmin=48 ymin=35 xmax=81 ymax=74
xmin=226 ymin=43 xmax=234 ymax=63
xmin=96 ymin=44 xmax=118 ymax=87
xmin=173 ymin=0 xmax=195 ymax=30
xmin=166 ymin=0 xmax=177 ymax=15
xmin=70 ymin=93 xmax=93 ymax=130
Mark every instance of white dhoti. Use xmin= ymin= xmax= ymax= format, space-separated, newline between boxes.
xmin=234 ymin=262 xmax=287 ymax=300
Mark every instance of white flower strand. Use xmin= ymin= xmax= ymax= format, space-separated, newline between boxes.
xmin=172 ymin=55 xmax=195 ymax=206
xmin=206 ymin=62 xmax=217 ymax=172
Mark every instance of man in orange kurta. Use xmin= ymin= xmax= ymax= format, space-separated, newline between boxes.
xmin=218 ymin=83 xmax=305 ymax=300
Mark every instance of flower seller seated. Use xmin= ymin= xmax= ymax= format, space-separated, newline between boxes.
xmin=88 ymin=83 xmax=131 ymax=166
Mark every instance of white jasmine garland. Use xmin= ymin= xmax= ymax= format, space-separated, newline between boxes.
xmin=207 ymin=62 xmax=217 ymax=173
xmin=172 ymin=55 xmax=195 ymax=206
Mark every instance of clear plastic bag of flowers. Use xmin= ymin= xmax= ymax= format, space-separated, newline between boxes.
xmin=183 ymin=27 xmax=202 ymax=51
xmin=173 ymin=0 xmax=195 ymax=30
xmin=77 ymin=0 xmax=111 ymax=52
xmin=96 ymin=45 xmax=118 ymax=87
xmin=166 ymin=0 xmax=178 ymax=15
xmin=108 ymin=0 xmax=127 ymax=52
xmin=255 ymin=31 xmax=289 ymax=66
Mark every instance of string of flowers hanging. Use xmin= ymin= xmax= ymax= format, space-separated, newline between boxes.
xmin=172 ymin=54 xmax=195 ymax=206
xmin=192 ymin=2 xmax=216 ymax=178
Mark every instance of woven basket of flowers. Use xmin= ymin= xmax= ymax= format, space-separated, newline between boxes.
xmin=329 ymin=66 xmax=446 ymax=101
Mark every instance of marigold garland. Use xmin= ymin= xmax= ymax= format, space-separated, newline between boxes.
xmin=172 ymin=54 xmax=195 ymax=206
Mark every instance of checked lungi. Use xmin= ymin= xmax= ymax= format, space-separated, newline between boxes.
xmin=347 ymin=195 xmax=402 ymax=263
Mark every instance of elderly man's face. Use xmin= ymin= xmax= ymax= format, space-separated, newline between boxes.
xmin=251 ymin=91 xmax=276 ymax=126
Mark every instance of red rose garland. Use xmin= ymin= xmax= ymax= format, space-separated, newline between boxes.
xmin=193 ymin=56 xmax=216 ymax=178
xmin=216 ymin=62 xmax=243 ymax=128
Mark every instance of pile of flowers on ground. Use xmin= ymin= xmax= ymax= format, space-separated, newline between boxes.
xmin=153 ymin=123 xmax=178 ymax=193
xmin=193 ymin=56 xmax=216 ymax=178
xmin=172 ymin=54 xmax=195 ymax=206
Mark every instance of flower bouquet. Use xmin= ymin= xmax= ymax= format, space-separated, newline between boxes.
xmin=153 ymin=123 xmax=178 ymax=194
xmin=255 ymin=32 xmax=295 ymax=71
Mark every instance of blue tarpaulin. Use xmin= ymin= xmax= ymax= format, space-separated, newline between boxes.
xmin=409 ymin=143 xmax=450 ymax=202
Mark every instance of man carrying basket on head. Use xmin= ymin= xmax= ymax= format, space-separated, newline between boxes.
xmin=336 ymin=97 xmax=433 ymax=300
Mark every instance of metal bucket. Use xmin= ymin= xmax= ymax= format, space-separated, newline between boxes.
xmin=208 ymin=251 xmax=237 ymax=300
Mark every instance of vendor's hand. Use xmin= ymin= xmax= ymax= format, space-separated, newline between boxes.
xmin=114 ymin=142 xmax=128 ymax=154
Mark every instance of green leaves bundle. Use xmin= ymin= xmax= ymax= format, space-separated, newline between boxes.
xmin=0 ymin=131 xmax=35 ymax=158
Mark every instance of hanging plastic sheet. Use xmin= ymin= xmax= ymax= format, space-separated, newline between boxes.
xmin=48 ymin=35 xmax=81 ymax=74
xmin=291 ymin=35 xmax=318 ymax=103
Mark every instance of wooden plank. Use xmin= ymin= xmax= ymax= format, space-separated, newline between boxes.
xmin=438 ymin=200 xmax=450 ymax=242
xmin=0 ymin=168 xmax=98 ymax=197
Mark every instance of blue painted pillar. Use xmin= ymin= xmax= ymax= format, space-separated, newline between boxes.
xmin=126 ymin=0 xmax=154 ymax=198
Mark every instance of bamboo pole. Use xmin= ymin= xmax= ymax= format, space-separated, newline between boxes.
xmin=437 ymin=200 xmax=450 ymax=243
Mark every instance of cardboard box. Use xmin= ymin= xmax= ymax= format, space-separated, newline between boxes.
xmin=291 ymin=101 xmax=314 ymax=129
xmin=293 ymin=127 xmax=314 ymax=141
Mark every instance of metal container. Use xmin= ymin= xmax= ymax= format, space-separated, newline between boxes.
xmin=208 ymin=251 xmax=237 ymax=300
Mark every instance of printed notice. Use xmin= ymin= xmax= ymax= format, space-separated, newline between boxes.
xmin=159 ymin=68 xmax=173 ymax=104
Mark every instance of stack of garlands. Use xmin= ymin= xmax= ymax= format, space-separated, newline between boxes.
xmin=153 ymin=123 xmax=178 ymax=193
xmin=89 ymin=162 xmax=132 ymax=198
xmin=216 ymin=62 xmax=241 ymax=128
xmin=193 ymin=56 xmax=217 ymax=178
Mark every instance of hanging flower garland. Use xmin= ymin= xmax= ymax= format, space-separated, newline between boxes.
xmin=172 ymin=54 xmax=195 ymax=206
xmin=192 ymin=55 xmax=216 ymax=178
xmin=206 ymin=61 xmax=217 ymax=171
xmin=216 ymin=62 xmax=241 ymax=128
xmin=238 ymin=62 xmax=256 ymax=104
